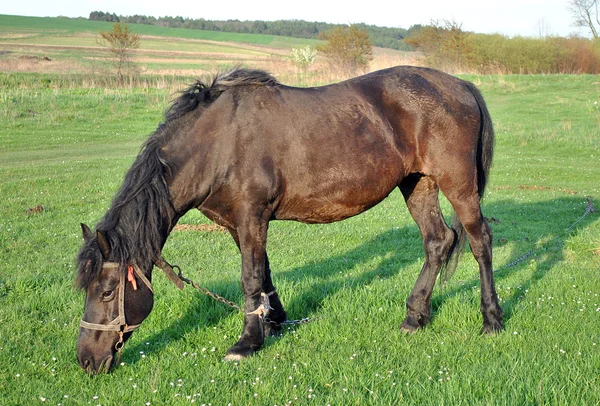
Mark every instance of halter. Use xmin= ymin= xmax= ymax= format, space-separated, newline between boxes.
xmin=79 ymin=262 xmax=153 ymax=351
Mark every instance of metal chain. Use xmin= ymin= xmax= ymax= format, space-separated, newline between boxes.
xmin=493 ymin=196 xmax=597 ymax=273
xmin=174 ymin=266 xmax=242 ymax=312
xmin=173 ymin=266 xmax=318 ymax=326
xmin=264 ymin=316 xmax=321 ymax=326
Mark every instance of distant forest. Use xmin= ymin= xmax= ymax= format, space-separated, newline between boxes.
xmin=88 ymin=11 xmax=418 ymax=51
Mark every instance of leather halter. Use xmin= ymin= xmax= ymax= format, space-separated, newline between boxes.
xmin=79 ymin=262 xmax=153 ymax=350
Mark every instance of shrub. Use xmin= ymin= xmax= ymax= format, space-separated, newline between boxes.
xmin=405 ymin=20 xmax=472 ymax=73
xmin=317 ymin=25 xmax=373 ymax=74
xmin=407 ymin=21 xmax=600 ymax=74
xmin=290 ymin=46 xmax=317 ymax=70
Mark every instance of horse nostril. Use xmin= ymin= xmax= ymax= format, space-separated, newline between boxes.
xmin=80 ymin=358 xmax=96 ymax=374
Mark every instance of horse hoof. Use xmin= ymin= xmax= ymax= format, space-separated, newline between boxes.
xmin=400 ymin=313 xmax=428 ymax=334
xmin=223 ymin=352 xmax=246 ymax=362
xmin=224 ymin=343 xmax=258 ymax=361
xmin=482 ymin=322 xmax=503 ymax=334
xmin=399 ymin=322 xmax=419 ymax=334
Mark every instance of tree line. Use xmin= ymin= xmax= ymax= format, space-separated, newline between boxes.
xmin=88 ymin=11 xmax=415 ymax=51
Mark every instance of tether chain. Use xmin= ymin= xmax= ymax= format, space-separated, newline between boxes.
xmin=166 ymin=264 xmax=319 ymax=326
xmin=493 ymin=196 xmax=597 ymax=273
xmin=173 ymin=265 xmax=242 ymax=312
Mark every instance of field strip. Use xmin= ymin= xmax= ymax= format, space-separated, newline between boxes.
xmin=0 ymin=140 xmax=142 ymax=168
xmin=0 ymin=41 xmax=277 ymax=58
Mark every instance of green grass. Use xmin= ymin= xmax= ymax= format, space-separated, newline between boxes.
xmin=0 ymin=73 xmax=599 ymax=405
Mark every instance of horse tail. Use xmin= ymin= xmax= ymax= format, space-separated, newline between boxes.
xmin=442 ymin=81 xmax=495 ymax=282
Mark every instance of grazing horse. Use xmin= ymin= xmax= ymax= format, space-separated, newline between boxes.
xmin=75 ymin=66 xmax=502 ymax=374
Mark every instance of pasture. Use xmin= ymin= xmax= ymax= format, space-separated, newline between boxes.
xmin=0 ymin=16 xmax=599 ymax=406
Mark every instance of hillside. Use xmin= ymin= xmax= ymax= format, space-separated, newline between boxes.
xmin=0 ymin=14 xmax=416 ymax=82
xmin=88 ymin=11 xmax=414 ymax=51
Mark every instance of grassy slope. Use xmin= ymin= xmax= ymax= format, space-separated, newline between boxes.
xmin=0 ymin=46 xmax=599 ymax=406
xmin=0 ymin=14 xmax=316 ymax=48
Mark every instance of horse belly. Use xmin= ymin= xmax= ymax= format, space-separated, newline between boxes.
xmin=275 ymin=164 xmax=400 ymax=224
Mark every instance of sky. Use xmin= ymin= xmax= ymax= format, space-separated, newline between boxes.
xmin=0 ymin=0 xmax=589 ymax=38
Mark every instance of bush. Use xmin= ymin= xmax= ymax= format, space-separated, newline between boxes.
xmin=317 ymin=25 xmax=373 ymax=74
xmin=405 ymin=20 xmax=471 ymax=73
xmin=406 ymin=21 xmax=600 ymax=74
xmin=290 ymin=46 xmax=317 ymax=70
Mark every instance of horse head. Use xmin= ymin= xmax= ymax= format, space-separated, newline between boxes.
xmin=76 ymin=224 xmax=154 ymax=374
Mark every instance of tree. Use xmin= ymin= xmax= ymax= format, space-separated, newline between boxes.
xmin=569 ymin=0 xmax=600 ymax=39
xmin=317 ymin=25 xmax=373 ymax=74
xmin=97 ymin=22 xmax=141 ymax=80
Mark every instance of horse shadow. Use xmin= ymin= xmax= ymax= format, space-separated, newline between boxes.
xmin=124 ymin=195 xmax=596 ymax=364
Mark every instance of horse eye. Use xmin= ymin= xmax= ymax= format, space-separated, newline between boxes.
xmin=101 ymin=290 xmax=115 ymax=301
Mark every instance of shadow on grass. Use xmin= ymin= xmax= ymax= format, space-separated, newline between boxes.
xmin=124 ymin=195 xmax=597 ymax=365
xmin=432 ymin=196 xmax=597 ymax=323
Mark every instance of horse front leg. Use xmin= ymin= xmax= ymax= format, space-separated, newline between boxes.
xmin=226 ymin=227 xmax=287 ymax=339
xmin=224 ymin=216 xmax=273 ymax=361
xmin=261 ymin=255 xmax=287 ymax=336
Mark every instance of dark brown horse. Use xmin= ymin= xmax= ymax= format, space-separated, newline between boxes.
xmin=76 ymin=66 xmax=502 ymax=374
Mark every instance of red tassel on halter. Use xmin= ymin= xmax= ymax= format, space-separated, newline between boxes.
xmin=127 ymin=265 xmax=138 ymax=291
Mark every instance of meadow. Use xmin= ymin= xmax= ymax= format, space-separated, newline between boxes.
xmin=1 ymin=15 xmax=600 ymax=406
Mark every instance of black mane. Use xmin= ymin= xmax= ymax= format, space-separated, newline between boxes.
xmin=164 ymin=68 xmax=279 ymax=122
xmin=76 ymin=137 xmax=173 ymax=289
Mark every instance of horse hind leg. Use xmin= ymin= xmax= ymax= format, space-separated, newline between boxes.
xmin=438 ymin=176 xmax=503 ymax=333
xmin=399 ymin=175 xmax=455 ymax=332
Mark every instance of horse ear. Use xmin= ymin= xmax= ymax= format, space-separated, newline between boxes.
xmin=81 ymin=223 xmax=93 ymax=242
xmin=96 ymin=230 xmax=111 ymax=260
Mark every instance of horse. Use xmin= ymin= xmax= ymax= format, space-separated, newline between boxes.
xmin=75 ymin=66 xmax=503 ymax=374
